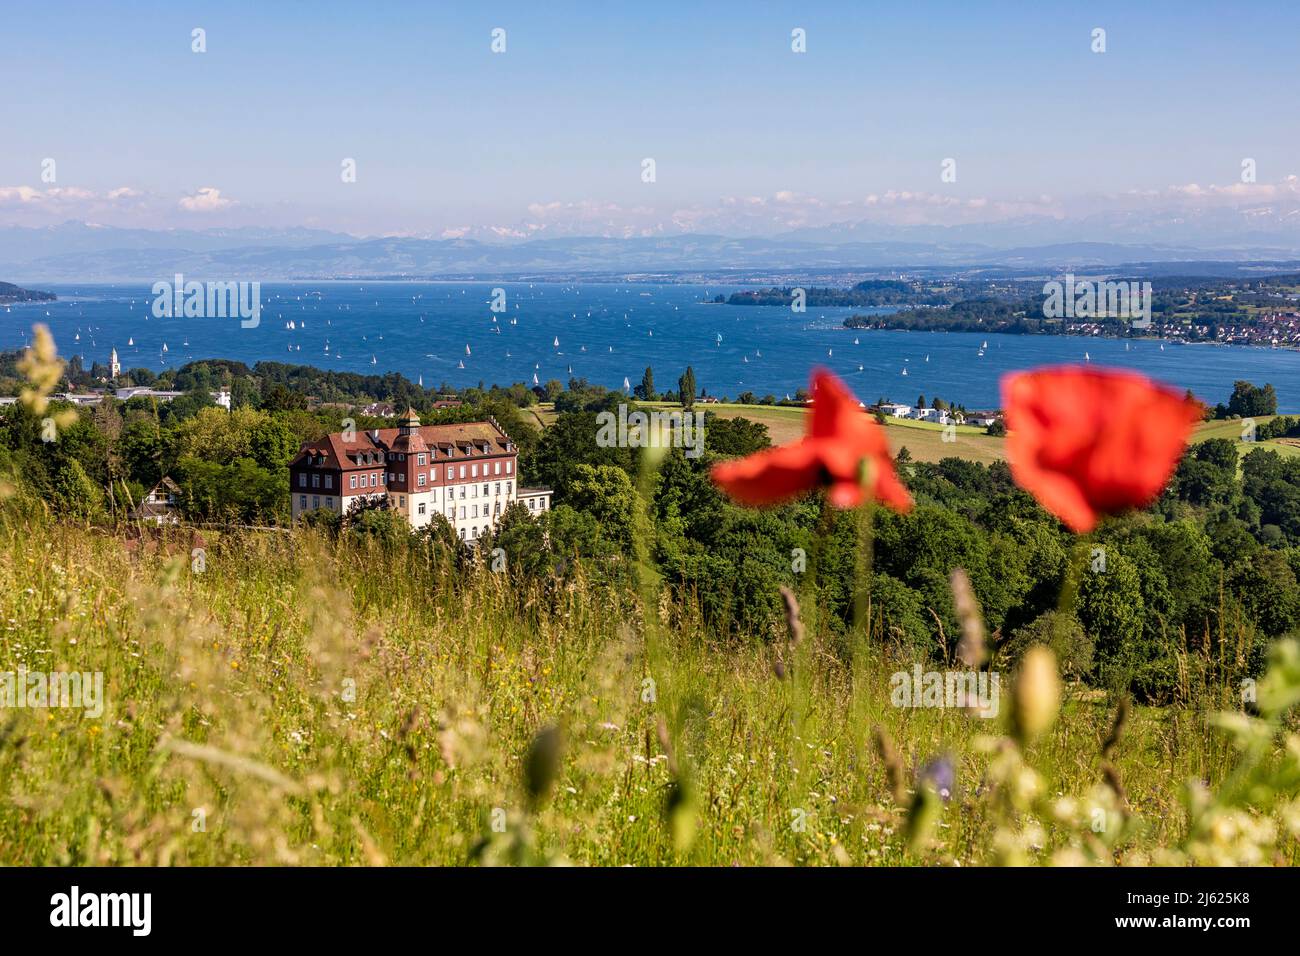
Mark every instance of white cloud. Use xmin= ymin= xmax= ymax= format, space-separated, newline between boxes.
xmin=0 ymin=186 xmax=43 ymax=204
xmin=178 ymin=186 xmax=236 ymax=212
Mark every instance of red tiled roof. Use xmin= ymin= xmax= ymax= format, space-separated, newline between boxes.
xmin=291 ymin=421 xmax=513 ymax=470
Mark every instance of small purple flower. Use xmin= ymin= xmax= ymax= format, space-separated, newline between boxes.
xmin=917 ymin=754 xmax=956 ymax=802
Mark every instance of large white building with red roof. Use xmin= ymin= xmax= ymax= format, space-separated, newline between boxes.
xmin=289 ymin=409 xmax=552 ymax=542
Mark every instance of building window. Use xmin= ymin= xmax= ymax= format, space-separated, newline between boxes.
xmin=459 ymin=528 xmax=466 ymax=540
xmin=495 ymin=482 xmax=501 ymax=496
xmin=418 ymin=454 xmax=427 ymax=465
xmin=507 ymin=481 xmax=513 ymax=495
xmin=494 ymin=462 xmax=501 ymax=475
xmin=312 ymin=474 xmax=320 ymax=488
xmin=298 ymin=473 xmax=306 ymax=488
xmin=324 ymin=474 xmax=333 ymax=489
xmin=326 ymin=497 xmax=333 ymax=508
xmin=418 ymin=474 xmax=427 ymax=486
xmin=506 ymin=461 xmax=513 ymax=475
xmin=482 ymin=484 xmax=489 ymax=496
xmin=312 ymin=496 xmax=320 ymax=509
xmin=471 ymin=464 xmax=478 ymax=478
xmin=459 ymin=506 xmax=466 ymax=519
xmin=432 ymin=467 xmax=439 ymax=480
xmin=459 ymin=486 xmax=466 ymax=499
xmin=471 ymin=485 xmax=477 ymax=498
xmin=418 ymin=503 xmax=426 ymax=515
xmin=300 ymin=496 xmax=307 ymax=509
xmin=349 ymin=475 xmax=357 ymax=489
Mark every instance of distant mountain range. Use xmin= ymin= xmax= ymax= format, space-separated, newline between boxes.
xmin=4 ymin=220 xmax=1300 ymax=283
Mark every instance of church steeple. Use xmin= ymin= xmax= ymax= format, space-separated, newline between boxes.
xmin=109 ymin=347 xmax=121 ymax=379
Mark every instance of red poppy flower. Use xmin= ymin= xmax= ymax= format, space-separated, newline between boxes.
xmin=1001 ymin=365 xmax=1201 ymax=532
xmin=710 ymin=368 xmax=912 ymax=511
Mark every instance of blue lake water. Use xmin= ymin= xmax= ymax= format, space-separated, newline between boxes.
xmin=5 ymin=281 xmax=1299 ymax=411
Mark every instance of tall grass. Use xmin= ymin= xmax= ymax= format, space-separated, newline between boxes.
xmin=0 ymin=501 xmax=1296 ymax=866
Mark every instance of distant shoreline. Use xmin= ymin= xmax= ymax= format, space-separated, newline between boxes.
xmin=834 ymin=324 xmax=1300 ymax=353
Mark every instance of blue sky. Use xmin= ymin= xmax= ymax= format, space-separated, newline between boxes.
xmin=3 ymin=1 xmax=1298 ymax=237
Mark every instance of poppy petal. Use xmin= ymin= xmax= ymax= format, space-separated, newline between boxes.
xmin=710 ymin=440 xmax=824 ymax=507
xmin=1002 ymin=365 xmax=1199 ymax=530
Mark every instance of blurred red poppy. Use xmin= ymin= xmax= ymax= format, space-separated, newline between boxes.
xmin=710 ymin=368 xmax=912 ymax=511
xmin=1001 ymin=365 xmax=1201 ymax=532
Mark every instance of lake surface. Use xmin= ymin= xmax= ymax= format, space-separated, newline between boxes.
xmin=5 ymin=281 xmax=1299 ymax=411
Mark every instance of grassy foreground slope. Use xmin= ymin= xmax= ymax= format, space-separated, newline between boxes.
xmin=1 ymin=504 xmax=1295 ymax=866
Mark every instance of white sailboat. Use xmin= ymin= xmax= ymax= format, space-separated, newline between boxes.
xmin=553 ymin=336 xmax=559 ymax=348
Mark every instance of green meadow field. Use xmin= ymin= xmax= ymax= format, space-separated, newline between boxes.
xmin=1 ymin=502 xmax=1297 ymax=867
